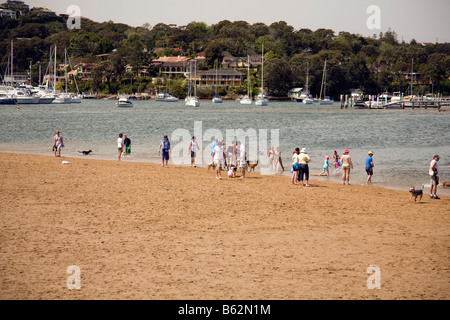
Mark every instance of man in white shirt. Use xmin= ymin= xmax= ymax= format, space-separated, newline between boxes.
xmin=212 ymin=141 xmax=225 ymax=179
xmin=189 ymin=136 xmax=199 ymax=167
xmin=117 ymin=133 xmax=124 ymax=161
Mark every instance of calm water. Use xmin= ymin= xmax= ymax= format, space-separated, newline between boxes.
xmin=1 ymin=99 xmax=449 ymax=192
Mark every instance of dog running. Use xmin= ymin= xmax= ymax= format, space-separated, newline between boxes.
xmin=247 ymin=160 xmax=259 ymax=172
xmin=78 ymin=150 xmax=92 ymax=155
xmin=408 ymin=185 xmax=423 ymax=202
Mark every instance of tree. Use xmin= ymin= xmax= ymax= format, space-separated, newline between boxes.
xmin=264 ymin=58 xmax=292 ymax=96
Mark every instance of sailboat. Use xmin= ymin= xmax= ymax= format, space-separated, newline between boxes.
xmin=255 ymin=44 xmax=269 ymax=106
xmin=52 ymin=47 xmax=71 ymax=104
xmin=302 ymin=62 xmax=313 ymax=104
xmin=185 ymin=59 xmax=199 ymax=107
xmin=240 ymin=55 xmax=252 ymax=105
xmin=319 ymin=59 xmax=333 ymax=105
xmin=212 ymin=60 xmax=222 ymax=103
xmin=8 ymin=40 xmax=40 ymax=104
xmin=164 ymin=79 xmax=179 ymax=102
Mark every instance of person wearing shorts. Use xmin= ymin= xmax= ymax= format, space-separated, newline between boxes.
xmin=429 ymin=154 xmax=440 ymax=199
xmin=158 ymin=135 xmax=171 ymax=168
xmin=212 ymin=141 xmax=225 ymax=179
xmin=189 ymin=136 xmax=199 ymax=167
xmin=365 ymin=151 xmax=374 ymax=184
xmin=239 ymin=145 xmax=247 ymax=179
xmin=53 ymin=130 xmax=64 ymax=157
xmin=117 ymin=133 xmax=124 ymax=161
xmin=123 ymin=135 xmax=131 ymax=156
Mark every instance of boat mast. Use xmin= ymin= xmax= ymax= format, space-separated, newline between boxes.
xmin=54 ymin=46 xmax=57 ymax=92
xmin=64 ymin=48 xmax=68 ymax=94
xmin=305 ymin=61 xmax=309 ymax=95
xmin=247 ymin=55 xmax=250 ymax=98
xmin=11 ymin=40 xmax=13 ymax=87
xmin=410 ymin=59 xmax=413 ymax=97
xmin=194 ymin=58 xmax=197 ymax=98
xmin=261 ymin=43 xmax=264 ymax=96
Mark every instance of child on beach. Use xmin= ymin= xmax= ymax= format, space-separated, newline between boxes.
xmin=332 ymin=150 xmax=341 ymax=172
xmin=319 ymin=156 xmax=330 ymax=176
xmin=117 ymin=133 xmax=123 ymax=161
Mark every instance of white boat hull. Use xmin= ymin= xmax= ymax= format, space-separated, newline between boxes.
xmin=186 ymin=97 xmax=200 ymax=107
xmin=212 ymin=97 xmax=223 ymax=103
xmin=303 ymin=99 xmax=313 ymax=104
xmin=255 ymin=99 xmax=268 ymax=106
xmin=117 ymin=102 xmax=133 ymax=107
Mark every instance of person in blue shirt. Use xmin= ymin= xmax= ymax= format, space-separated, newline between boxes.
xmin=158 ymin=135 xmax=171 ymax=168
xmin=210 ymin=138 xmax=218 ymax=164
xmin=365 ymin=151 xmax=374 ymax=184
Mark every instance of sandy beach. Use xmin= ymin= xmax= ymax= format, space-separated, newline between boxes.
xmin=0 ymin=152 xmax=448 ymax=300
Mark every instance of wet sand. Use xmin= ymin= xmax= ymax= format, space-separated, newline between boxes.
xmin=0 ymin=152 xmax=449 ymax=299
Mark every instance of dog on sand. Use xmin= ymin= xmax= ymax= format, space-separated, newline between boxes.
xmin=247 ymin=160 xmax=259 ymax=172
xmin=78 ymin=150 xmax=92 ymax=155
xmin=441 ymin=181 xmax=450 ymax=188
xmin=207 ymin=163 xmax=216 ymax=170
xmin=409 ymin=185 xmax=423 ymax=202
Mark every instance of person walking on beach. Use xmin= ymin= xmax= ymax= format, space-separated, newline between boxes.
xmin=226 ymin=140 xmax=235 ymax=170
xmin=212 ymin=140 xmax=225 ymax=179
xmin=117 ymin=133 xmax=124 ymax=161
xmin=53 ymin=130 xmax=64 ymax=157
xmin=297 ymin=148 xmax=311 ymax=186
xmin=276 ymin=147 xmax=285 ymax=171
xmin=189 ymin=136 xmax=199 ymax=167
xmin=332 ymin=150 xmax=341 ymax=172
xmin=319 ymin=156 xmax=330 ymax=176
xmin=268 ymin=146 xmax=274 ymax=170
xmin=365 ymin=151 xmax=374 ymax=184
xmin=239 ymin=145 xmax=247 ymax=179
xmin=291 ymin=148 xmax=300 ymax=185
xmin=429 ymin=154 xmax=440 ymax=199
xmin=158 ymin=135 xmax=171 ymax=167
xmin=341 ymin=149 xmax=353 ymax=185
xmin=210 ymin=138 xmax=218 ymax=165
xmin=123 ymin=135 xmax=131 ymax=156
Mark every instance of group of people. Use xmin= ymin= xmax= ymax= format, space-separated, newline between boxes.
xmin=210 ymin=138 xmax=248 ymax=179
xmin=52 ymin=131 xmax=447 ymax=200
xmin=291 ymin=148 xmax=375 ymax=186
xmin=117 ymin=133 xmax=131 ymax=161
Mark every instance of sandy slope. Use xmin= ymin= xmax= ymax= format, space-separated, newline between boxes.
xmin=0 ymin=152 xmax=448 ymax=299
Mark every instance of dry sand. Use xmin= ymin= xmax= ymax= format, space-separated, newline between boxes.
xmin=0 ymin=152 xmax=449 ymax=300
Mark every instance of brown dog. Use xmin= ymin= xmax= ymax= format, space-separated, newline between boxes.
xmin=409 ymin=186 xmax=423 ymax=202
xmin=247 ymin=160 xmax=259 ymax=172
xmin=441 ymin=181 xmax=450 ymax=188
xmin=207 ymin=163 xmax=216 ymax=170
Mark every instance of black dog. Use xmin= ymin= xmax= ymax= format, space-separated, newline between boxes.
xmin=408 ymin=185 xmax=423 ymax=202
xmin=78 ymin=150 xmax=92 ymax=155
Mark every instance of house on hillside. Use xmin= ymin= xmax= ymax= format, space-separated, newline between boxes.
xmin=221 ymin=52 xmax=262 ymax=70
xmin=0 ymin=7 xmax=16 ymax=18
xmin=152 ymin=56 xmax=205 ymax=78
xmin=288 ymin=88 xmax=303 ymax=100
xmin=0 ymin=0 xmax=29 ymax=12
xmin=189 ymin=69 xmax=244 ymax=89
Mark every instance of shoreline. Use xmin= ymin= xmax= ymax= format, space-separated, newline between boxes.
xmin=2 ymin=150 xmax=449 ymax=197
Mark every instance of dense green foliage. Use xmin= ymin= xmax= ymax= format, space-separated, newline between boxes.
xmin=1 ymin=13 xmax=449 ymax=96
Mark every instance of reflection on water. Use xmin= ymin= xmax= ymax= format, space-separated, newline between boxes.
xmin=1 ymin=100 xmax=449 ymax=193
